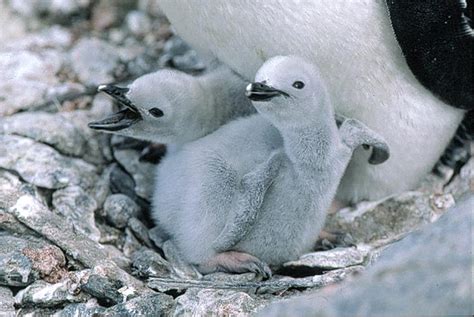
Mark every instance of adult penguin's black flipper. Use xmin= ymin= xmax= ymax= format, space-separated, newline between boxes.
xmin=386 ymin=0 xmax=473 ymax=110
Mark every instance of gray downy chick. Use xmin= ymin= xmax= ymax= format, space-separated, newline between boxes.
xmin=152 ymin=55 xmax=390 ymax=277
xmin=88 ymin=65 xmax=254 ymax=145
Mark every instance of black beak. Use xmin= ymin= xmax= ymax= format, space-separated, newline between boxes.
xmin=88 ymin=84 xmax=143 ymax=131
xmin=245 ymin=82 xmax=289 ymax=101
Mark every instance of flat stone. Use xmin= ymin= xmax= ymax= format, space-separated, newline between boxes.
xmin=15 ymin=278 xmax=90 ymax=308
xmin=127 ymin=217 xmax=152 ymax=247
xmin=22 ymin=245 xmax=68 ymax=284
xmin=282 ymin=247 xmax=369 ymax=274
xmin=258 ymin=196 xmax=474 ymax=316
xmin=113 ymin=148 xmax=156 ymax=201
xmin=0 ymin=251 xmax=35 ymax=287
xmin=0 ymin=135 xmax=98 ymax=190
xmin=174 ymin=288 xmax=261 ymax=316
xmin=104 ymin=194 xmax=140 ymax=229
xmin=131 ymin=247 xmax=172 ymax=279
xmin=0 ymin=287 xmax=15 ymax=315
xmin=69 ymin=38 xmax=120 ymax=85
xmin=102 ymin=293 xmax=174 ymax=316
xmin=81 ymin=274 xmax=124 ymax=307
xmin=52 ymin=185 xmax=100 ymax=242
xmin=0 ymin=111 xmax=87 ymax=157
xmin=57 ymin=299 xmax=106 ymax=317
xmin=324 ymin=191 xmax=455 ymax=246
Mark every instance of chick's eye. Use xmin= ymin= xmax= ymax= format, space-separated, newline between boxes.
xmin=292 ymin=81 xmax=305 ymax=89
xmin=149 ymin=107 xmax=164 ymax=117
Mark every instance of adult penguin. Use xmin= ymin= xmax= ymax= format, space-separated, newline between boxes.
xmin=156 ymin=0 xmax=472 ymax=203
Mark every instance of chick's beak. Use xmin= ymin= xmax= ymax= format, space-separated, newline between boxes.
xmin=245 ymin=82 xmax=289 ymax=101
xmin=88 ymin=84 xmax=143 ymax=131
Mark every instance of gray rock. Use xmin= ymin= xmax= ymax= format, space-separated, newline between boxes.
xmin=445 ymin=157 xmax=474 ymax=199
xmin=0 ymin=111 xmax=86 ymax=157
xmin=0 ymin=287 xmax=15 ymax=315
xmin=162 ymin=240 xmax=201 ymax=279
xmin=113 ymin=148 xmax=156 ymax=201
xmin=131 ymin=247 xmax=172 ymax=279
xmin=324 ymin=191 xmax=455 ymax=247
xmin=81 ymin=274 xmax=124 ymax=307
xmin=9 ymin=0 xmax=91 ymax=18
xmin=15 ymin=278 xmax=90 ymax=308
xmin=148 ymin=226 xmax=167 ymax=249
xmin=53 ymin=185 xmax=100 ymax=242
xmin=104 ymin=194 xmax=140 ymax=229
xmin=174 ymin=288 xmax=261 ymax=316
xmin=0 ymin=135 xmax=98 ymax=190
xmin=22 ymin=245 xmax=68 ymax=284
xmin=258 ymin=195 xmax=474 ymax=316
xmin=0 ymin=251 xmax=35 ymax=287
xmin=122 ymin=228 xmax=143 ymax=258
xmin=126 ymin=11 xmax=152 ymax=37
xmin=57 ymin=299 xmax=106 ymax=317
xmin=70 ymin=38 xmax=120 ymax=85
xmin=127 ymin=217 xmax=152 ymax=247
xmin=102 ymin=293 xmax=174 ymax=316
xmin=0 ymin=49 xmax=62 ymax=116
xmin=281 ymin=247 xmax=370 ymax=274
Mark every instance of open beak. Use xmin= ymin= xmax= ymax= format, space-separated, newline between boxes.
xmin=245 ymin=82 xmax=289 ymax=101
xmin=88 ymin=84 xmax=143 ymax=131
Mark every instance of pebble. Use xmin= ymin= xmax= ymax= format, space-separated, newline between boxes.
xmin=104 ymin=194 xmax=140 ymax=229
xmin=70 ymin=38 xmax=121 ymax=85
xmin=0 ymin=287 xmax=15 ymax=315
xmin=126 ymin=11 xmax=152 ymax=37
xmin=102 ymin=293 xmax=174 ymax=316
xmin=131 ymin=247 xmax=172 ymax=279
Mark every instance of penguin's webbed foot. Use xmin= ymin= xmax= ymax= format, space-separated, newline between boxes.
xmin=196 ymin=251 xmax=272 ymax=279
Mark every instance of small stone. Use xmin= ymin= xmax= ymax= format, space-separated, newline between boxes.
xmin=174 ymin=288 xmax=260 ymax=316
xmin=148 ymin=226 xmax=167 ymax=249
xmin=102 ymin=293 xmax=174 ymax=316
xmin=126 ymin=11 xmax=152 ymax=37
xmin=281 ymin=247 xmax=369 ymax=275
xmin=113 ymin=148 xmax=156 ymax=201
xmin=58 ymin=299 xmax=106 ymax=317
xmin=52 ymin=185 xmax=101 ymax=242
xmin=15 ymin=279 xmax=90 ymax=308
xmin=0 ymin=251 xmax=35 ymax=287
xmin=162 ymin=240 xmax=201 ymax=279
xmin=445 ymin=157 xmax=474 ymax=199
xmin=109 ymin=164 xmax=139 ymax=202
xmin=70 ymin=38 xmax=120 ymax=85
xmin=127 ymin=217 xmax=152 ymax=247
xmin=104 ymin=194 xmax=140 ymax=229
xmin=131 ymin=247 xmax=172 ymax=279
xmin=81 ymin=274 xmax=124 ymax=307
xmin=22 ymin=245 xmax=68 ymax=284
xmin=0 ymin=287 xmax=15 ymax=315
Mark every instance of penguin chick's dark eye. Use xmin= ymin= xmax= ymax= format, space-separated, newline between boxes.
xmin=292 ymin=81 xmax=305 ymax=89
xmin=149 ymin=108 xmax=164 ymax=117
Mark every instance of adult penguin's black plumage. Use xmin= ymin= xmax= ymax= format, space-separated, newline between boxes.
xmin=387 ymin=0 xmax=473 ymax=172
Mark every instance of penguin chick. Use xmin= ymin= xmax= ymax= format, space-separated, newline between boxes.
xmin=88 ymin=66 xmax=254 ymax=144
xmin=152 ymin=56 xmax=389 ymax=277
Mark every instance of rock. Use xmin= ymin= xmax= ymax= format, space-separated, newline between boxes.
xmin=113 ymin=148 xmax=156 ymax=201
xmin=159 ymin=36 xmax=206 ymax=72
xmin=162 ymin=240 xmax=201 ymax=279
xmin=324 ymin=191 xmax=454 ymax=247
xmin=57 ymin=299 xmax=106 ymax=317
xmin=148 ymin=226 xmax=167 ymax=249
xmin=127 ymin=217 xmax=152 ymax=247
xmin=6 ymin=25 xmax=73 ymax=51
xmin=69 ymin=38 xmax=120 ymax=85
xmin=131 ymin=247 xmax=172 ymax=279
xmin=281 ymin=247 xmax=370 ymax=276
xmin=8 ymin=0 xmax=91 ymax=19
xmin=126 ymin=11 xmax=152 ymax=37
xmin=258 ymin=196 xmax=474 ymax=316
xmin=122 ymin=228 xmax=143 ymax=258
xmin=104 ymin=194 xmax=140 ymax=229
xmin=137 ymin=0 xmax=166 ymax=18
xmin=52 ymin=186 xmax=101 ymax=242
xmin=81 ymin=274 xmax=124 ymax=307
xmin=174 ymin=288 xmax=261 ymax=316
xmin=102 ymin=293 xmax=174 ymax=316
xmin=0 ymin=135 xmax=98 ymax=190
xmin=0 ymin=49 xmax=62 ymax=116
xmin=15 ymin=278 xmax=90 ymax=308
xmin=109 ymin=163 xmax=138 ymax=199
xmin=0 ymin=251 xmax=35 ymax=287
xmin=22 ymin=245 xmax=68 ymax=284
xmin=0 ymin=287 xmax=15 ymax=315
xmin=0 ymin=111 xmax=87 ymax=157
xmin=445 ymin=157 xmax=474 ymax=199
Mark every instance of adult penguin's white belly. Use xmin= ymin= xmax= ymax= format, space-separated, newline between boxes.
xmin=159 ymin=0 xmax=464 ymax=203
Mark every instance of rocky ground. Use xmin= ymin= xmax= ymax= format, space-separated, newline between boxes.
xmin=0 ymin=0 xmax=472 ymax=316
